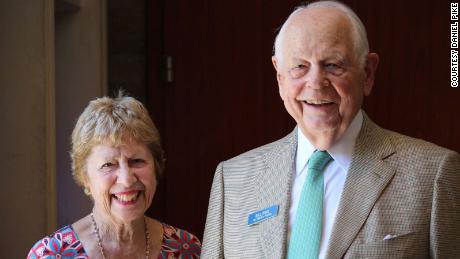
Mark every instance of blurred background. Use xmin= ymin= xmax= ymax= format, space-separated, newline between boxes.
xmin=1 ymin=0 xmax=458 ymax=257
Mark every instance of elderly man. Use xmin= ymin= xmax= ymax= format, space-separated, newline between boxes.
xmin=202 ymin=1 xmax=460 ymax=258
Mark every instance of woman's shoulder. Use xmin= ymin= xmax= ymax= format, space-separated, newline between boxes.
xmin=27 ymin=225 xmax=88 ymax=259
xmin=159 ymin=223 xmax=202 ymax=258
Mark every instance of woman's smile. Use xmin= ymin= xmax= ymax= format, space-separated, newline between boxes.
xmin=112 ymin=190 xmax=142 ymax=205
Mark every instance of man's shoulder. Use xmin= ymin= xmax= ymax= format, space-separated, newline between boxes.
xmin=223 ymin=128 xmax=296 ymax=166
xmin=384 ymin=128 xmax=455 ymax=155
xmin=391 ymin=133 xmax=459 ymax=172
xmin=365 ymin=118 xmax=458 ymax=162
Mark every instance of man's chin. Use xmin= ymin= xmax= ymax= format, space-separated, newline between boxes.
xmin=298 ymin=120 xmax=342 ymax=147
xmin=302 ymin=117 xmax=340 ymax=132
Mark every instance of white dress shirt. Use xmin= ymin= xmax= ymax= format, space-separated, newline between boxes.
xmin=288 ymin=110 xmax=363 ymax=259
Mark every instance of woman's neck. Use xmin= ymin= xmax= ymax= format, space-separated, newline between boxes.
xmin=92 ymin=209 xmax=146 ymax=243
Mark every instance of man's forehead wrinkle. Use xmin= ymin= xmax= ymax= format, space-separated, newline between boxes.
xmin=289 ymin=48 xmax=346 ymax=62
xmin=284 ymin=31 xmax=350 ymax=57
xmin=279 ymin=10 xmax=354 ymax=63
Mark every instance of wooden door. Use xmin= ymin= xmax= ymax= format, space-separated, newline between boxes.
xmin=147 ymin=0 xmax=459 ymax=239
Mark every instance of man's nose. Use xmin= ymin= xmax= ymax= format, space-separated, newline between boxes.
xmin=117 ymin=163 xmax=137 ymax=187
xmin=305 ymin=66 xmax=326 ymax=89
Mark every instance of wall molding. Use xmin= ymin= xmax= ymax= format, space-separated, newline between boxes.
xmin=44 ymin=0 xmax=57 ymax=233
xmin=100 ymin=0 xmax=108 ymax=95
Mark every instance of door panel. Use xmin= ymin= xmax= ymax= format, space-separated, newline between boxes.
xmin=147 ymin=0 xmax=459 ymax=239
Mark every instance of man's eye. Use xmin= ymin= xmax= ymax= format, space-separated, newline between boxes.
xmin=289 ymin=65 xmax=308 ymax=79
xmin=325 ymin=63 xmax=344 ymax=75
xmin=326 ymin=63 xmax=339 ymax=69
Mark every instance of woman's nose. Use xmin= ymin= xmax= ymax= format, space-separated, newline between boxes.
xmin=117 ymin=163 xmax=137 ymax=187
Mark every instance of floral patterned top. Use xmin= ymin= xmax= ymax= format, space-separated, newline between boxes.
xmin=27 ymin=223 xmax=201 ymax=259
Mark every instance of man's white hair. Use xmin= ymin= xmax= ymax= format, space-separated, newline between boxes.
xmin=273 ymin=0 xmax=370 ymax=67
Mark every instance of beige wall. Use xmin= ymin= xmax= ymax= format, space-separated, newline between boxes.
xmin=0 ymin=0 xmax=54 ymax=257
xmin=55 ymin=0 xmax=106 ymax=227
xmin=0 ymin=0 xmax=106 ymax=257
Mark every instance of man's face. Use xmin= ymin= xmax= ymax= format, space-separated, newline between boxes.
xmin=272 ymin=7 xmax=378 ymax=149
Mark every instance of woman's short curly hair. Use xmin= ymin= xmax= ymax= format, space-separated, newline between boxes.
xmin=71 ymin=92 xmax=165 ymax=188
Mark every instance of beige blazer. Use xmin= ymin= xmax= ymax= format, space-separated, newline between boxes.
xmin=201 ymin=114 xmax=460 ymax=259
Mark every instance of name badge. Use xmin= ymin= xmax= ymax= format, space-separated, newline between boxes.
xmin=247 ymin=205 xmax=279 ymax=226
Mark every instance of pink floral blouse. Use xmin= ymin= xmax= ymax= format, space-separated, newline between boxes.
xmin=28 ymin=223 xmax=201 ymax=258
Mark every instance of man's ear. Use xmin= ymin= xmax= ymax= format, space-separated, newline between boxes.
xmin=363 ymin=53 xmax=379 ymax=96
xmin=272 ymin=56 xmax=282 ymax=84
xmin=272 ymin=56 xmax=285 ymax=100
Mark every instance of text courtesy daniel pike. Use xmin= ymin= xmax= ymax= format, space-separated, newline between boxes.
xmin=452 ymin=3 xmax=458 ymax=87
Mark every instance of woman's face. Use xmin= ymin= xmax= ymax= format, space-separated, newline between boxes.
xmin=85 ymin=139 xmax=156 ymax=223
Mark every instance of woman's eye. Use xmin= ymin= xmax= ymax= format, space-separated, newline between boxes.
xmin=100 ymin=162 xmax=115 ymax=169
xmin=130 ymin=159 xmax=146 ymax=167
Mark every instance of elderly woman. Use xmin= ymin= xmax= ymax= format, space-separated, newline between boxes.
xmin=28 ymin=94 xmax=201 ymax=258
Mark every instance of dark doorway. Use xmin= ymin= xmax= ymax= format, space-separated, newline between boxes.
xmin=107 ymin=0 xmax=460 ymax=239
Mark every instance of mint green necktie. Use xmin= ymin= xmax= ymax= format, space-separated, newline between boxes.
xmin=288 ymin=150 xmax=333 ymax=259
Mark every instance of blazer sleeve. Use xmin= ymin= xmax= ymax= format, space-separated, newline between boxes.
xmin=202 ymin=162 xmax=225 ymax=259
xmin=430 ymin=150 xmax=460 ymax=258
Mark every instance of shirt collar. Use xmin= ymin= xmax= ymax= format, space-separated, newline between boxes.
xmin=296 ymin=110 xmax=363 ymax=175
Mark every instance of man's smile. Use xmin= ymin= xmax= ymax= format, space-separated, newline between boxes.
xmin=303 ymin=99 xmax=335 ymax=105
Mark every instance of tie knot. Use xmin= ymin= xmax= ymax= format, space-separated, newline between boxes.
xmin=308 ymin=150 xmax=332 ymax=171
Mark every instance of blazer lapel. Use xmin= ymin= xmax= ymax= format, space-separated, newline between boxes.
xmin=326 ymin=114 xmax=397 ymax=258
xmin=256 ymin=128 xmax=297 ymax=259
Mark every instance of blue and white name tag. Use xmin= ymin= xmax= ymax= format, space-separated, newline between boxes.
xmin=247 ymin=205 xmax=279 ymax=226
